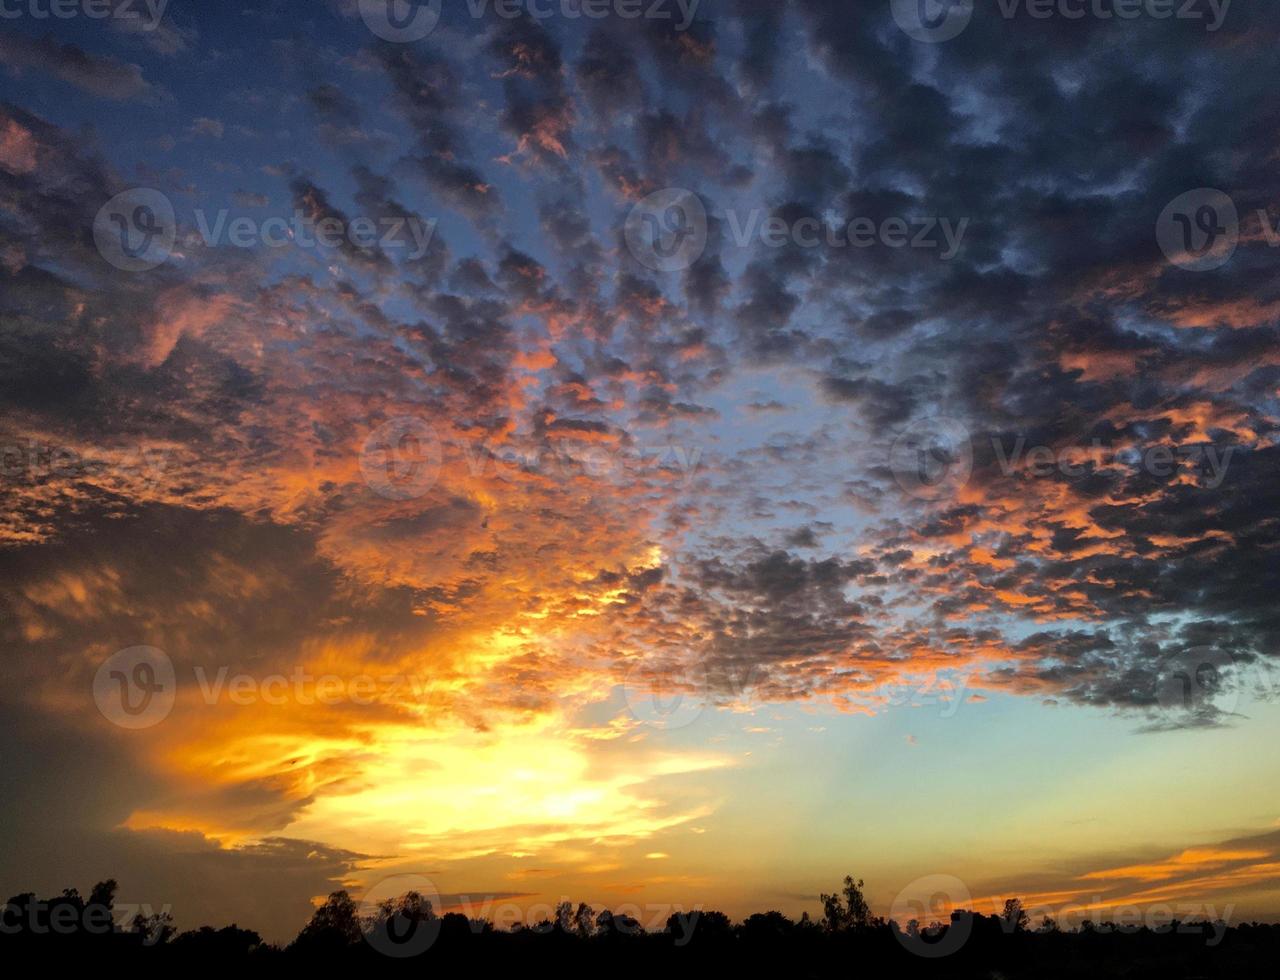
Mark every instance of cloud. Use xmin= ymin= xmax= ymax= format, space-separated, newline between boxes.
xmin=4 ymin=0 xmax=1280 ymax=940
xmin=968 ymin=829 xmax=1280 ymax=924
xmin=0 ymin=33 xmax=167 ymax=102
xmin=188 ymin=117 xmax=224 ymax=140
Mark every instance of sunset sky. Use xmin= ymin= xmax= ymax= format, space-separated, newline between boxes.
xmin=2 ymin=0 xmax=1280 ymax=944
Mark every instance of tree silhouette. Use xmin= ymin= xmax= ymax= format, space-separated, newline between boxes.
xmin=88 ymin=879 xmax=117 ymax=913
xmin=370 ymin=889 xmax=434 ymax=931
xmin=741 ymin=910 xmax=797 ymax=942
xmin=169 ymin=924 xmax=264 ymax=957
xmin=820 ymin=875 xmax=877 ymax=931
xmin=572 ymin=902 xmax=595 ymax=938
xmin=1 ymin=871 xmax=1274 ymax=976
xmin=130 ymin=909 xmax=175 ymax=946
xmin=292 ymin=890 xmax=361 ymax=950
xmin=1002 ymin=898 xmax=1029 ymax=934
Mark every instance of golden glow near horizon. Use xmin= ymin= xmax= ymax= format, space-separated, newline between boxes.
xmin=107 ymin=616 xmax=731 ymax=874
xmin=89 ymin=604 xmax=1280 ymax=930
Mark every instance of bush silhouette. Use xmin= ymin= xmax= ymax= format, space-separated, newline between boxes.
xmin=1 ymin=874 xmax=1271 ymax=978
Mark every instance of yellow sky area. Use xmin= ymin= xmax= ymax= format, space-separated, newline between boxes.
xmin=113 ymin=621 xmax=733 ymax=886
xmin=286 ymin=722 xmax=727 ymax=863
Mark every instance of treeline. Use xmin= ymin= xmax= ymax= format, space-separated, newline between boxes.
xmin=3 ymin=875 xmax=1278 ymax=978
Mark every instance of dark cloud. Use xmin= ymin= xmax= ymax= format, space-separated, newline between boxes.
xmin=0 ymin=32 xmax=167 ymax=102
xmin=4 ymin=0 xmax=1280 ymax=937
xmin=376 ymin=44 xmax=501 ymax=222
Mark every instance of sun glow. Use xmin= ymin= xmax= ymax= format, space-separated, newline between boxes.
xmin=113 ymin=621 xmax=731 ymax=879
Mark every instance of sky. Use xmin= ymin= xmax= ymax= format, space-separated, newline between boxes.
xmin=2 ymin=0 xmax=1280 ymax=945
